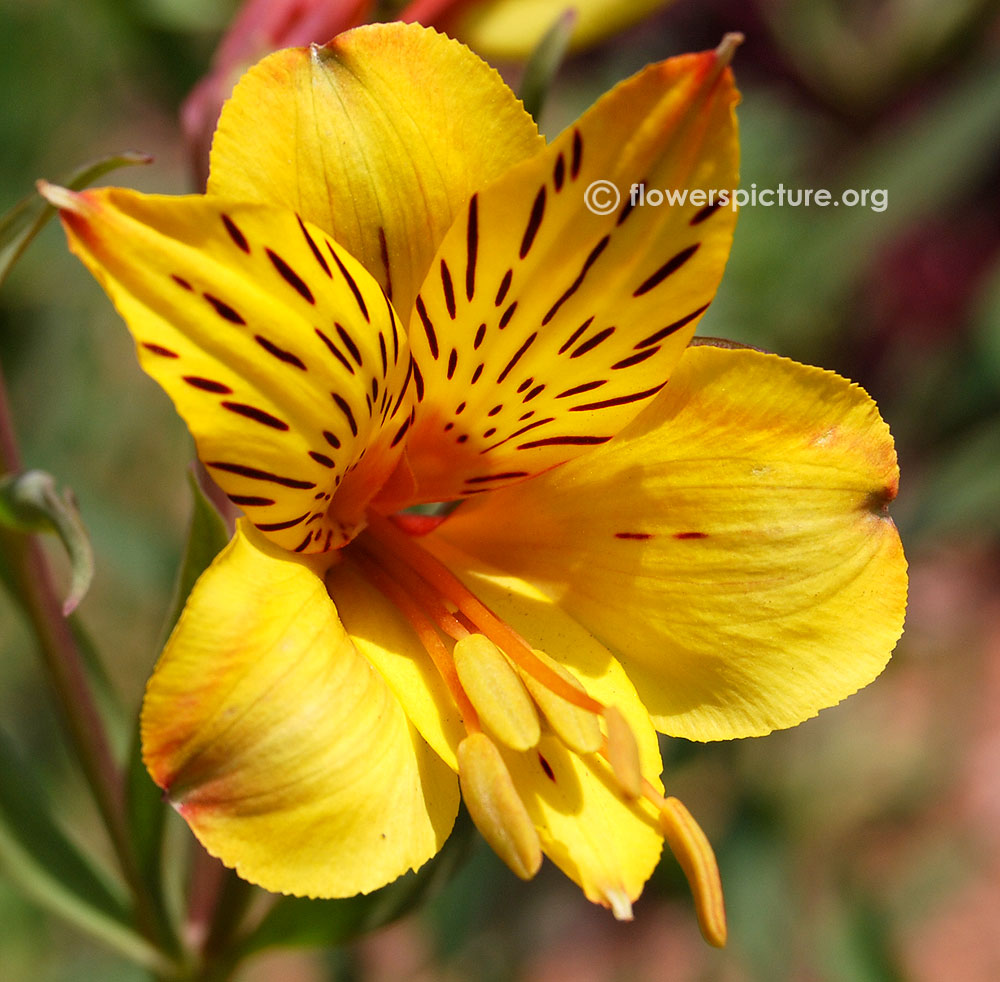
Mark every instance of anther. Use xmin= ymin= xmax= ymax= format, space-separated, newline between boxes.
xmin=458 ymin=733 xmax=542 ymax=880
xmin=659 ymin=796 xmax=727 ymax=947
xmin=521 ymin=649 xmax=602 ymax=754
xmin=603 ymin=706 xmax=642 ymax=800
xmin=453 ymin=635 xmax=541 ymax=751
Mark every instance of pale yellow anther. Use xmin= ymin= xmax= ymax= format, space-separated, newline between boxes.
xmin=453 ymin=634 xmax=541 ymax=752
xmin=603 ymin=706 xmax=642 ymax=800
xmin=521 ymin=650 xmax=602 ymax=754
xmin=659 ymin=796 xmax=727 ymax=948
xmin=457 ymin=733 xmax=542 ymax=881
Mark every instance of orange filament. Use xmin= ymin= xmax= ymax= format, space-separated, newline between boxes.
xmin=353 ymin=536 xmax=470 ymax=643
xmin=344 ymin=552 xmax=480 ymax=733
xmin=362 ymin=513 xmax=604 ymax=715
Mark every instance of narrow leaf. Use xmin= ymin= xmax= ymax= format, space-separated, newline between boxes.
xmin=0 ymin=150 xmax=151 ymax=288
xmin=0 ymin=729 xmax=174 ymax=971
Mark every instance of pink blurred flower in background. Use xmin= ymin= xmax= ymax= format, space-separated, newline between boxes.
xmin=182 ymin=0 xmax=674 ymax=186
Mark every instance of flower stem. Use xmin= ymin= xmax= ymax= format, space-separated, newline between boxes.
xmin=0 ymin=360 xmax=176 ymax=960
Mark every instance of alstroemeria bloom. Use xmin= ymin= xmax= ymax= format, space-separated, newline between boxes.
xmin=42 ymin=24 xmax=906 ymax=942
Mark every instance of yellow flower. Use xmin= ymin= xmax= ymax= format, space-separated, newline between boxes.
xmin=436 ymin=0 xmax=676 ymax=59
xmin=40 ymin=24 xmax=906 ymax=944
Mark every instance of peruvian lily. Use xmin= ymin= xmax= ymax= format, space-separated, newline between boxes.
xmin=41 ymin=23 xmax=906 ymax=943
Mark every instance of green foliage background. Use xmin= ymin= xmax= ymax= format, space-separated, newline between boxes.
xmin=3 ymin=0 xmax=1000 ymax=979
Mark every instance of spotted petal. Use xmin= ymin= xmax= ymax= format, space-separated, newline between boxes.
xmin=46 ymin=186 xmax=415 ymax=551
xmin=403 ymin=41 xmax=740 ymax=503
xmin=208 ymin=23 xmax=544 ymax=316
xmin=142 ymin=522 xmax=458 ymax=897
xmin=437 ymin=346 xmax=907 ymax=741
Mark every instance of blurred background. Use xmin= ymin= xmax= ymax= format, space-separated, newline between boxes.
xmin=2 ymin=0 xmax=1000 ymax=979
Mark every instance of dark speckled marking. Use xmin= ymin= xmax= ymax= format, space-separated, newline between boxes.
xmin=327 ymin=243 xmax=370 ymax=322
xmin=256 ymin=335 xmax=306 ymax=370
xmin=520 ymin=187 xmax=546 ymax=259
xmin=297 ymin=215 xmax=330 ymax=276
xmin=497 ymin=333 xmax=537 ymax=383
xmin=206 ymin=461 xmax=315 ymax=489
xmin=143 ymin=342 xmax=178 ymax=358
xmin=267 ymin=248 xmax=314 ymax=304
xmin=315 ymin=327 xmax=354 ymax=374
xmin=635 ymin=303 xmax=710 ymax=349
xmin=633 ymin=244 xmax=699 ymax=297
xmin=570 ymin=129 xmax=583 ymax=179
xmin=543 ymin=237 xmax=609 ymax=326
xmin=221 ymin=214 xmax=249 ymax=253
xmin=335 ymin=323 xmax=363 ymax=367
xmin=222 ymin=402 xmax=289 ymax=430
xmin=495 ymin=270 xmax=513 ymax=307
xmin=184 ymin=376 xmax=232 ymax=394
xmin=466 ymin=194 xmax=478 ymax=302
xmin=415 ymin=295 xmax=439 ymax=359
xmin=332 ymin=393 xmax=358 ymax=436
xmin=203 ymin=293 xmax=245 ymax=324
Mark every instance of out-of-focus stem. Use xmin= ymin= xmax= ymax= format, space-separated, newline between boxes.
xmin=0 ymin=361 xmax=173 ymax=955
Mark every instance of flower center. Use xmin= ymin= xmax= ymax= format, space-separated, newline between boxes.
xmin=329 ymin=512 xmax=726 ymax=939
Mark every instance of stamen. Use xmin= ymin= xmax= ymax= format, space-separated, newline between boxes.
xmin=458 ymin=732 xmax=542 ymax=880
xmin=353 ymin=537 xmax=469 ymax=642
xmin=342 ymin=553 xmax=480 ymax=733
xmin=603 ymin=706 xmax=642 ymax=799
xmin=520 ymin=650 xmax=602 ymax=754
xmin=453 ymin=635 xmax=541 ymax=751
xmin=644 ymin=783 xmax=727 ymax=948
xmin=362 ymin=514 xmax=603 ymax=714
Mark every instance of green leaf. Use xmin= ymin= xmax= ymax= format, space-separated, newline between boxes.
xmin=238 ymin=809 xmax=477 ymax=955
xmin=0 ymin=150 xmax=151 ymax=289
xmin=0 ymin=728 xmax=172 ymax=973
xmin=0 ymin=470 xmax=94 ymax=615
xmin=518 ymin=8 xmax=577 ymax=123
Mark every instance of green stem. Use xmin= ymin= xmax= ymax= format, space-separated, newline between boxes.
xmin=0 ymin=360 xmax=177 ymax=961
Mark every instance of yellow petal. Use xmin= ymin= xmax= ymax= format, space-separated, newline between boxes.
xmin=403 ymin=41 xmax=740 ymax=502
xmin=141 ymin=522 xmax=458 ymax=897
xmin=443 ymin=0 xmax=675 ymax=59
xmin=422 ymin=540 xmax=664 ymax=911
xmin=208 ymin=23 xmax=544 ymax=316
xmin=44 ymin=185 xmax=414 ymax=551
xmin=438 ymin=345 xmax=907 ymax=740
xmin=325 ymin=558 xmax=466 ymax=771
